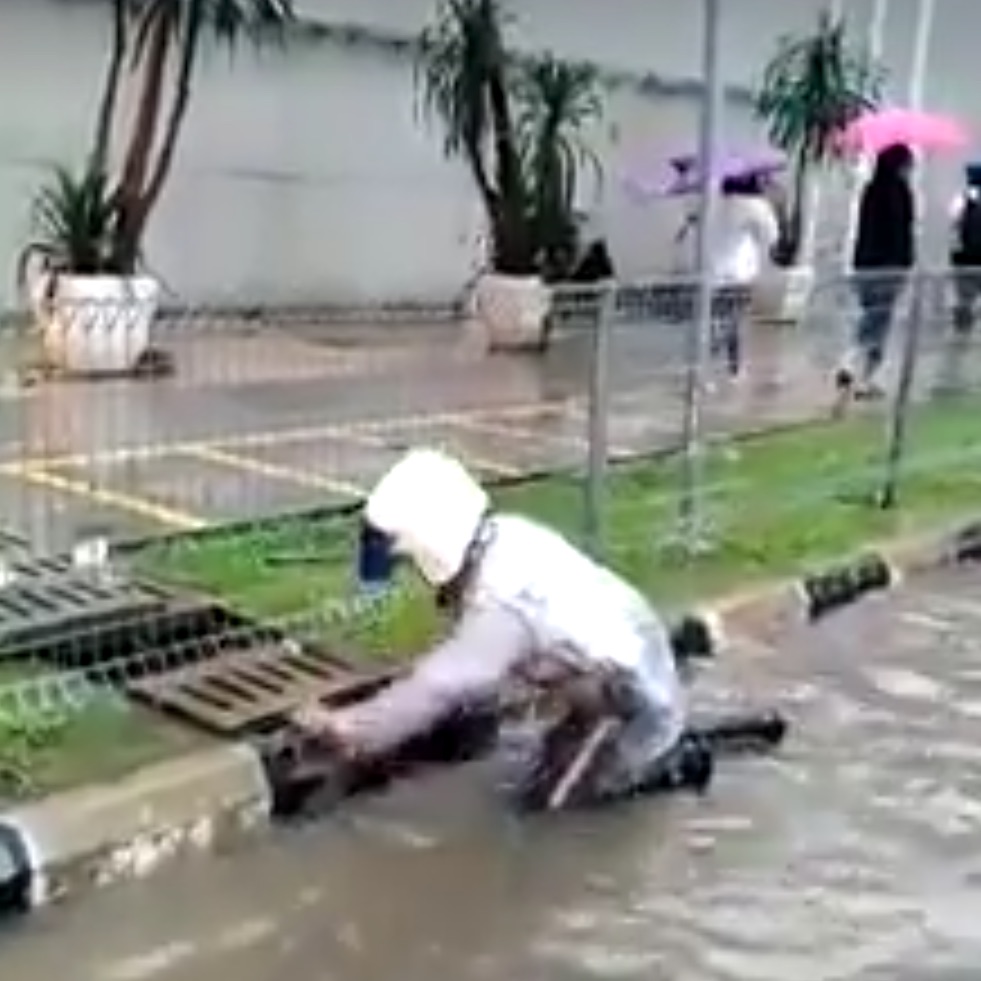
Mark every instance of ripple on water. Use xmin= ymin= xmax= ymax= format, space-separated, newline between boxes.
xmin=864 ymin=668 xmax=949 ymax=703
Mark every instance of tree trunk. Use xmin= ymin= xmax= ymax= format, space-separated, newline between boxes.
xmin=112 ymin=7 xmax=172 ymax=272
xmin=787 ymin=152 xmax=810 ymax=266
xmin=487 ymin=71 xmax=533 ymax=274
xmin=135 ymin=0 xmax=203 ymax=241
xmin=89 ymin=0 xmax=127 ymax=177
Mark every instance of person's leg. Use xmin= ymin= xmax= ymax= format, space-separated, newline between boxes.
xmin=953 ymin=269 xmax=981 ymax=335
xmin=855 ymin=275 xmax=903 ymax=389
xmin=529 ymin=673 xmax=688 ymax=808
xmin=856 ymin=282 xmax=886 ymax=382
xmin=708 ymin=289 xmax=723 ymax=359
xmin=505 ymin=710 xmax=596 ymax=810
xmin=712 ymin=287 xmax=745 ymax=377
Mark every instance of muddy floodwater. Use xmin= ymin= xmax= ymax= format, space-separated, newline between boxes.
xmin=5 ymin=568 xmax=981 ymax=981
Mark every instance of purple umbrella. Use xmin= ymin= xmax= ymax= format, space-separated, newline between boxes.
xmin=623 ymin=147 xmax=786 ymax=200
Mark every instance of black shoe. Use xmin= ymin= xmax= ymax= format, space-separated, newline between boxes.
xmin=832 ymin=368 xmax=853 ymax=417
xmin=638 ymin=735 xmax=714 ymax=796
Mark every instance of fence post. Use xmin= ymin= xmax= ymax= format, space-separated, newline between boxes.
xmin=583 ymin=284 xmax=614 ymax=557
xmin=879 ymin=269 xmax=925 ymax=508
xmin=677 ymin=0 xmax=723 ymax=555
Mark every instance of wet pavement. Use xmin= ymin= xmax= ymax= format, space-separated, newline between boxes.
xmin=4 ymin=565 xmax=981 ymax=980
xmin=0 ymin=318 xmax=977 ymax=553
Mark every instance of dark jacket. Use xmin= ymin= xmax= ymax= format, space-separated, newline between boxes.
xmin=853 ymin=145 xmax=915 ymax=271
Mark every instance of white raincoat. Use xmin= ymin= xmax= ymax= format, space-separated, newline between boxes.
xmin=328 ymin=449 xmax=687 ymax=803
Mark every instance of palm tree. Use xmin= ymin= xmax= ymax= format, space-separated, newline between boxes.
xmin=755 ymin=11 xmax=882 ymax=266
xmin=516 ymin=55 xmax=602 ymax=281
xmin=92 ymin=0 xmax=296 ymax=273
xmin=417 ymin=0 xmax=535 ymax=275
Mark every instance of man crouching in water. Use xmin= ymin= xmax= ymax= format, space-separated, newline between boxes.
xmin=292 ymin=448 xmax=704 ymax=810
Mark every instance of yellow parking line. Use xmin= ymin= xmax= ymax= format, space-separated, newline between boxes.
xmin=449 ymin=412 xmax=635 ymax=458
xmin=330 ymin=424 xmax=521 ymax=478
xmin=10 ymin=399 xmax=579 ymax=472
xmin=429 ymin=444 xmax=522 ymax=478
xmin=0 ymin=463 xmax=208 ymax=532
xmin=182 ymin=445 xmax=366 ymax=499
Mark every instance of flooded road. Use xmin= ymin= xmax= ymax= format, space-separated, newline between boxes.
xmin=5 ymin=566 xmax=981 ymax=980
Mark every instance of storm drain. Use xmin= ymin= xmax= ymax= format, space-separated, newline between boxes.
xmin=126 ymin=642 xmax=393 ymax=735
xmin=0 ymin=556 xmax=397 ymax=737
xmin=0 ymin=556 xmax=171 ymax=651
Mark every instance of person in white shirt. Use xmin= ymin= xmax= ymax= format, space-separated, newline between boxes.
xmin=291 ymin=447 xmax=700 ymax=810
xmin=709 ymin=174 xmax=781 ymax=377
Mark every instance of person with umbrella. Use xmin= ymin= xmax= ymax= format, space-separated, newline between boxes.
xmin=836 ymin=108 xmax=969 ymax=405
xmin=837 ymin=142 xmax=916 ymax=402
xmin=631 ymin=151 xmax=782 ymax=379
xmin=706 ymin=171 xmax=781 ymax=380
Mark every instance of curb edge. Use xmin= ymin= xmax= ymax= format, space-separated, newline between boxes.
xmin=0 ymin=742 xmax=272 ymax=920
xmin=690 ymin=516 xmax=981 ymax=655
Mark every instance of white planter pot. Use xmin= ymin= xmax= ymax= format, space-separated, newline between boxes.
xmin=753 ymin=265 xmax=815 ymax=324
xmin=41 ymin=274 xmax=160 ymax=374
xmin=473 ymin=273 xmax=551 ymax=352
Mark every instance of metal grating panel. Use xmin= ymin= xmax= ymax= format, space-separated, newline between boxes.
xmin=0 ymin=557 xmax=171 ymax=650
xmin=127 ymin=642 xmax=395 ymax=734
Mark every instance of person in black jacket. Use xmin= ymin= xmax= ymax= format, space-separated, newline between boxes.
xmin=839 ymin=142 xmax=915 ymax=400
xmin=948 ymin=162 xmax=981 ymax=335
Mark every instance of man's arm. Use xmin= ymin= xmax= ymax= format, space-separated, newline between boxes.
xmin=316 ymin=604 xmax=532 ymax=758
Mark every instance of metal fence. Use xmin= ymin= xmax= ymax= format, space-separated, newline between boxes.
xmin=4 ymin=269 xmax=978 ymax=551
xmin=0 ymin=269 xmax=979 ymax=753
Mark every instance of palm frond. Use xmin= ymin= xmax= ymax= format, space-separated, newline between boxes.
xmin=755 ymin=12 xmax=883 ymax=165
xmin=19 ymin=164 xmax=122 ymax=278
xmin=754 ymin=12 xmax=883 ymax=264
xmin=515 ymin=53 xmax=603 ymax=278
xmin=416 ymin=0 xmax=507 ymax=167
xmin=124 ymin=0 xmax=295 ymax=55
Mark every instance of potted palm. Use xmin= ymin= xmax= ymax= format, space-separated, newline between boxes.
xmin=17 ymin=164 xmax=154 ymax=375
xmin=753 ymin=10 xmax=882 ymax=322
xmin=20 ymin=0 xmax=296 ymax=375
xmin=417 ymin=0 xmax=602 ymax=351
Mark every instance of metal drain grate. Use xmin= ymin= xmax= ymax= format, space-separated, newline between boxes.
xmin=127 ymin=642 xmax=395 ymax=735
xmin=0 ymin=557 xmax=171 ymax=650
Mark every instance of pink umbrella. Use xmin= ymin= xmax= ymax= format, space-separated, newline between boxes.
xmin=840 ymin=107 xmax=970 ymax=155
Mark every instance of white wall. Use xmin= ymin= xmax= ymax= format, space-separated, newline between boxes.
xmin=0 ymin=0 xmax=976 ymax=307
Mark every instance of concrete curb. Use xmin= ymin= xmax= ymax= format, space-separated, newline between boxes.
xmin=0 ymin=517 xmax=978 ymax=920
xmin=0 ymin=743 xmax=270 ymax=919
xmin=692 ymin=517 xmax=981 ymax=653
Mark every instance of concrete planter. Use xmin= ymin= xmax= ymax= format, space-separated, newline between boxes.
xmin=473 ymin=273 xmax=551 ymax=353
xmin=35 ymin=274 xmax=160 ymax=375
xmin=753 ymin=264 xmax=815 ymax=325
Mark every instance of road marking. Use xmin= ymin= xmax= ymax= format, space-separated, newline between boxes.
xmin=181 ymin=445 xmax=366 ymax=499
xmin=10 ymin=398 xmax=579 ymax=471
xmin=0 ymin=462 xmax=208 ymax=532
xmin=448 ymin=411 xmax=635 ymax=458
xmin=336 ymin=420 xmax=524 ymax=478
xmin=424 ymin=443 xmax=522 ymax=477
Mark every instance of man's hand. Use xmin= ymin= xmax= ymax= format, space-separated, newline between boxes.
xmin=290 ymin=701 xmax=357 ymax=759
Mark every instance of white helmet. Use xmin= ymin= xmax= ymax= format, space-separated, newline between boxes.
xmin=363 ymin=448 xmax=490 ymax=586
